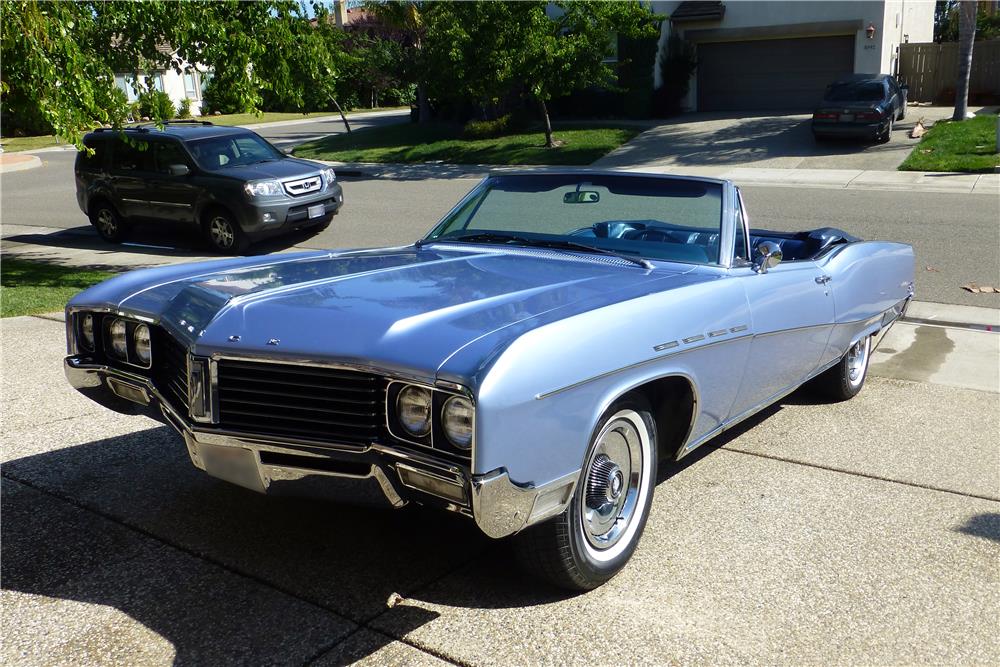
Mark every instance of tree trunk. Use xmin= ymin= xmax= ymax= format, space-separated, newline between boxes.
xmin=952 ymin=0 xmax=977 ymax=121
xmin=417 ymin=83 xmax=431 ymax=123
xmin=329 ymin=96 xmax=352 ymax=134
xmin=540 ymin=98 xmax=554 ymax=148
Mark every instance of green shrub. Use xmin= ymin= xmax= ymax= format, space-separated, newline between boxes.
xmin=177 ymin=97 xmax=193 ymax=119
xmin=463 ymin=114 xmax=514 ymax=139
xmin=138 ymin=90 xmax=175 ymax=121
xmin=653 ymin=34 xmax=698 ymax=117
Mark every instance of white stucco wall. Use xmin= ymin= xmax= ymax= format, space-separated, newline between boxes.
xmin=651 ymin=0 xmax=935 ymax=110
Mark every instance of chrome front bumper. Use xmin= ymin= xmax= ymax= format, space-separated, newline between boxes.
xmin=64 ymin=356 xmax=576 ymax=539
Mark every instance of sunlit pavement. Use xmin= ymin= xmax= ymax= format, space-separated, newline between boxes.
xmin=1 ymin=309 xmax=997 ymax=665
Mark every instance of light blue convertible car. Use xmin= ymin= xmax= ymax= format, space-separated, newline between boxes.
xmin=65 ymin=171 xmax=914 ymax=589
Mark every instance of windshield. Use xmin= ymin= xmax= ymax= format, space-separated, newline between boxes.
xmin=825 ymin=81 xmax=885 ymax=102
xmin=186 ymin=132 xmax=284 ymax=171
xmin=425 ymin=174 xmax=724 ymax=265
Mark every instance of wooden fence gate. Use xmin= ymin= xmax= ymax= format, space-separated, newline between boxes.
xmin=899 ymin=40 xmax=1000 ymax=103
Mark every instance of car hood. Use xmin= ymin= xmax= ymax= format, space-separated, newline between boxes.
xmin=213 ymin=156 xmax=325 ymax=181
xmin=73 ymin=246 xmax=712 ymax=386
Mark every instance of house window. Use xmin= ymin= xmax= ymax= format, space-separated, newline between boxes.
xmin=184 ymin=72 xmax=199 ymax=100
xmin=152 ymin=73 xmax=165 ymax=92
xmin=115 ymin=75 xmax=139 ymax=102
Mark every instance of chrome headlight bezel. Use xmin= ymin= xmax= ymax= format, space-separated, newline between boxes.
xmin=441 ymin=395 xmax=474 ymax=450
xmin=396 ymin=385 xmax=433 ymax=437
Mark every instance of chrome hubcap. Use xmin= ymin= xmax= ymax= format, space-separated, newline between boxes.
xmin=581 ymin=413 xmax=645 ymax=552
xmin=847 ymin=336 xmax=870 ymax=386
xmin=210 ymin=217 xmax=234 ymax=248
xmin=96 ymin=209 xmax=116 ymax=236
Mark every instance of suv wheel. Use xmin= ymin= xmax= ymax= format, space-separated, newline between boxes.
xmin=205 ymin=211 xmax=249 ymax=255
xmin=90 ymin=202 xmax=129 ymax=243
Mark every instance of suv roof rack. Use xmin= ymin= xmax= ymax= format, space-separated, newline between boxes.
xmin=93 ymin=119 xmax=215 ymax=133
xmin=162 ymin=119 xmax=214 ymax=126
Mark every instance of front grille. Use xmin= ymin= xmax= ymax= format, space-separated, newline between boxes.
xmin=216 ymin=360 xmax=384 ymax=445
xmin=282 ymin=175 xmax=322 ymax=197
xmin=153 ymin=329 xmax=189 ymax=414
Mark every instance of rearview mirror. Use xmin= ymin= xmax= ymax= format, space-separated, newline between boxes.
xmin=168 ymin=164 xmax=190 ymax=177
xmin=753 ymin=241 xmax=782 ymax=274
xmin=563 ymin=190 xmax=600 ymax=204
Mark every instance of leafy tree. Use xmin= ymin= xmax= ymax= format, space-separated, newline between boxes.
xmin=362 ymin=0 xmax=431 ymax=121
xmin=516 ymin=1 xmax=660 ymax=147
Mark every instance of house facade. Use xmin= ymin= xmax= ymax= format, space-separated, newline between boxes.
xmin=652 ymin=0 xmax=935 ymax=111
xmin=114 ymin=45 xmax=211 ymax=117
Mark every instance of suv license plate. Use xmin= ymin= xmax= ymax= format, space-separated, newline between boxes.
xmin=199 ymin=444 xmax=266 ymax=493
xmin=308 ymin=204 xmax=325 ymax=219
xmin=839 ymin=113 xmax=855 ymax=122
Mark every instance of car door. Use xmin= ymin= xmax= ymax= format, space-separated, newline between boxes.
xmin=727 ymin=193 xmax=835 ymax=421
xmin=148 ymin=138 xmax=200 ymax=224
xmin=109 ymin=136 xmax=155 ymax=220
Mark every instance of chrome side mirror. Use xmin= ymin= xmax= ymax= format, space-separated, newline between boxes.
xmin=168 ymin=163 xmax=190 ymax=177
xmin=753 ymin=241 xmax=782 ymax=274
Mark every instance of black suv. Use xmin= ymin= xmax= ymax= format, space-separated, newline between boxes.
xmin=75 ymin=121 xmax=344 ymax=253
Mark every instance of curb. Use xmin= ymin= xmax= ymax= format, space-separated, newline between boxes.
xmin=0 ymin=154 xmax=43 ymax=173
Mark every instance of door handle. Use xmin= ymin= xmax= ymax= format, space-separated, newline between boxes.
xmin=815 ymin=275 xmax=832 ymax=285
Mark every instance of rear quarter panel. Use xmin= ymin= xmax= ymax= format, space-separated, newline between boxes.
xmin=818 ymin=241 xmax=914 ymax=364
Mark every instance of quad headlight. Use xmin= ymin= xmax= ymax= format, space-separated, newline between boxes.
xmin=133 ymin=324 xmax=152 ymax=366
xmin=441 ymin=395 xmax=474 ymax=449
xmin=80 ymin=313 xmax=95 ymax=350
xmin=109 ymin=318 xmax=128 ymax=359
xmin=396 ymin=385 xmax=433 ymax=437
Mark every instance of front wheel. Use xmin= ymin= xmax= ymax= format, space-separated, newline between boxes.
xmin=514 ymin=396 xmax=658 ymax=590
xmin=204 ymin=210 xmax=249 ymax=255
xmin=812 ymin=334 xmax=872 ymax=401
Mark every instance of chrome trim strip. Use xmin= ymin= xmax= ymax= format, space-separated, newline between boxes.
xmin=120 ymin=198 xmax=145 ymax=204
xmin=653 ymin=340 xmax=678 ymax=351
xmin=682 ymin=334 xmax=705 ymax=344
xmin=730 ymin=325 xmax=748 ymax=333
xmin=150 ymin=200 xmax=192 ymax=208
xmin=708 ymin=329 xmax=728 ymax=338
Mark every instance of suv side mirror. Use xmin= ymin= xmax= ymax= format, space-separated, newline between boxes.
xmin=753 ymin=241 xmax=782 ymax=274
xmin=168 ymin=164 xmax=190 ymax=177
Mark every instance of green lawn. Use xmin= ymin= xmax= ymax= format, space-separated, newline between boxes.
xmin=0 ymin=107 xmax=407 ymax=153
xmin=0 ymin=134 xmax=67 ymax=152
xmin=0 ymin=258 xmax=116 ymax=318
xmin=292 ymin=123 xmax=640 ymax=165
xmin=899 ymin=114 xmax=1000 ymax=172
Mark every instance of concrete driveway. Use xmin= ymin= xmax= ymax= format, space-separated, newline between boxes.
xmin=2 ymin=310 xmax=997 ymax=665
xmin=594 ymin=106 xmax=970 ymax=171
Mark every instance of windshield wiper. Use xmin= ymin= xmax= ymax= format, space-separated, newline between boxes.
xmin=419 ymin=232 xmax=653 ymax=269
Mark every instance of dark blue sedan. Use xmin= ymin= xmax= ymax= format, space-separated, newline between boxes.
xmin=812 ymin=74 xmax=908 ymax=143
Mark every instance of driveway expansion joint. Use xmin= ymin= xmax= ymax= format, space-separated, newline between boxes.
xmin=720 ymin=447 xmax=1000 ymax=503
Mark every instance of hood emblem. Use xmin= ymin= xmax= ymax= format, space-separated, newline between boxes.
xmin=267 ymin=338 xmax=280 ymax=346
xmin=228 ymin=335 xmax=241 ymax=342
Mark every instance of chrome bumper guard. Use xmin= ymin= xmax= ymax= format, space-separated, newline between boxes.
xmin=64 ymin=357 xmax=577 ymax=539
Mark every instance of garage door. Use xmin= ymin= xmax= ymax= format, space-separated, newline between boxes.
xmin=697 ymin=35 xmax=855 ymax=111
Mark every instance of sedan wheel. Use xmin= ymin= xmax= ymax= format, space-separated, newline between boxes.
xmin=205 ymin=212 xmax=248 ymax=254
xmin=812 ymin=334 xmax=872 ymax=400
xmin=514 ymin=395 xmax=657 ymax=590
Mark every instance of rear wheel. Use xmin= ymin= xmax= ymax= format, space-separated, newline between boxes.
xmin=877 ymin=118 xmax=893 ymax=143
xmin=204 ymin=209 xmax=249 ymax=255
xmin=89 ymin=201 xmax=130 ymax=243
xmin=812 ymin=335 xmax=872 ymax=401
xmin=514 ymin=395 xmax=658 ymax=590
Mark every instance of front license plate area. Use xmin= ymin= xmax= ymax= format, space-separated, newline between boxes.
xmin=199 ymin=444 xmax=266 ymax=493
xmin=839 ymin=113 xmax=855 ymax=122
xmin=308 ymin=204 xmax=325 ymax=219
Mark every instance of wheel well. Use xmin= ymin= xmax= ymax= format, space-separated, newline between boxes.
xmin=627 ymin=376 xmax=696 ymax=461
xmin=87 ymin=196 xmax=116 ymax=217
xmin=200 ymin=204 xmax=235 ymax=229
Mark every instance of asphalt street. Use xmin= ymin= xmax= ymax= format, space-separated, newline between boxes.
xmin=1 ymin=312 xmax=997 ymax=665
xmin=2 ymin=148 xmax=997 ymax=306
